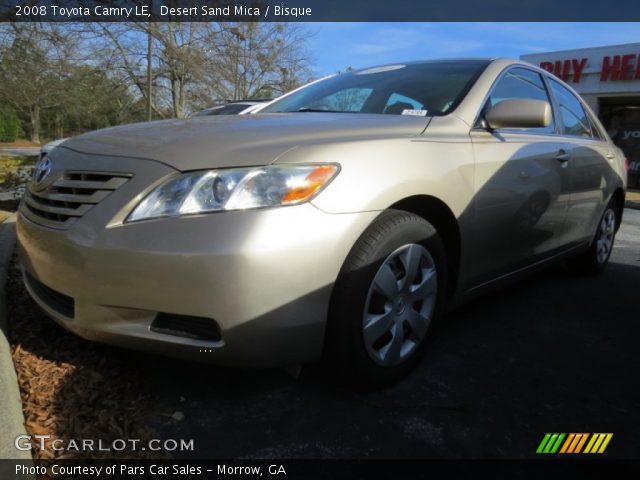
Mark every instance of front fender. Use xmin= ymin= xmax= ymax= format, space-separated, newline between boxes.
xmin=276 ymin=138 xmax=475 ymax=218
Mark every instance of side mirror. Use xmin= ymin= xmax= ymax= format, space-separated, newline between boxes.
xmin=484 ymin=99 xmax=552 ymax=130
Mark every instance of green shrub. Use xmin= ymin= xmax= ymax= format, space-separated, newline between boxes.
xmin=0 ymin=106 xmax=22 ymax=142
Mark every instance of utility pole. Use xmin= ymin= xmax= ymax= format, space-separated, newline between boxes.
xmin=146 ymin=1 xmax=153 ymax=121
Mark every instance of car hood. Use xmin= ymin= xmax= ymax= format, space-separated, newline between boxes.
xmin=59 ymin=113 xmax=430 ymax=171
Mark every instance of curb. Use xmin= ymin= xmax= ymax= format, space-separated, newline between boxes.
xmin=626 ymin=189 xmax=640 ymax=210
xmin=0 ymin=214 xmax=17 ymax=332
xmin=0 ymin=213 xmax=32 ymax=462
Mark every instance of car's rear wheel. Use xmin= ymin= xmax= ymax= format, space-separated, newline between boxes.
xmin=567 ymin=199 xmax=618 ymax=275
xmin=326 ymin=210 xmax=447 ymax=388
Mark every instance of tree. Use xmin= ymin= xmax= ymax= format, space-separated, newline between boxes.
xmin=198 ymin=23 xmax=313 ymax=103
xmin=93 ymin=21 xmax=313 ymax=118
xmin=92 ymin=22 xmax=225 ymax=118
xmin=41 ymin=65 xmax=144 ymax=138
xmin=0 ymin=20 xmax=314 ymax=138
xmin=0 ymin=105 xmax=21 ymax=142
xmin=0 ymin=23 xmax=73 ymax=142
xmin=0 ymin=23 xmax=145 ymax=141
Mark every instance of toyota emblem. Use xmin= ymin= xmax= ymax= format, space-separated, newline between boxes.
xmin=33 ymin=156 xmax=52 ymax=185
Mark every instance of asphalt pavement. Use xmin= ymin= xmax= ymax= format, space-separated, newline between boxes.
xmin=132 ymin=208 xmax=640 ymax=460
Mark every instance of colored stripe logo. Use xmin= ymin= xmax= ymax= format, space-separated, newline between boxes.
xmin=536 ymin=433 xmax=613 ymax=454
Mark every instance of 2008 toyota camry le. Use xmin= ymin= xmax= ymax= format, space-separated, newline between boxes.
xmin=18 ymin=58 xmax=627 ymax=386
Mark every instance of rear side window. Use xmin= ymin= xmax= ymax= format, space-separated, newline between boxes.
xmin=586 ymin=112 xmax=605 ymax=141
xmin=485 ymin=68 xmax=555 ymax=133
xmin=549 ymin=79 xmax=593 ymax=138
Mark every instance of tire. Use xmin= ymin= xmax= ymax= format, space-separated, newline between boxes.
xmin=567 ymin=199 xmax=618 ymax=275
xmin=325 ymin=210 xmax=448 ymax=388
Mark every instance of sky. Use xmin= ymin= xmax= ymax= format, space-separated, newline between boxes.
xmin=308 ymin=23 xmax=640 ymax=76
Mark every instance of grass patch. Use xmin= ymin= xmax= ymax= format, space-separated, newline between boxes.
xmin=1 ymin=155 xmax=37 ymax=211
xmin=0 ymin=154 xmax=36 ymax=167
xmin=0 ymin=154 xmax=36 ymax=187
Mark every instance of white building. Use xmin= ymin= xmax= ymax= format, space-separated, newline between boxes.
xmin=521 ymin=43 xmax=640 ymax=114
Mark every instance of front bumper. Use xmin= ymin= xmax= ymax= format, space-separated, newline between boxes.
xmin=17 ymin=157 xmax=378 ymax=367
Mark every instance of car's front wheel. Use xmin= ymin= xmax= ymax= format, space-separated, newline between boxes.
xmin=326 ymin=210 xmax=447 ymax=388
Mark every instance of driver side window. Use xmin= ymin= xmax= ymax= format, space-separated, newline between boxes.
xmin=484 ymin=68 xmax=556 ymax=134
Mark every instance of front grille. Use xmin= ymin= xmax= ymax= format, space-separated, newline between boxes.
xmin=23 ymin=171 xmax=131 ymax=229
xmin=24 ymin=271 xmax=75 ymax=319
xmin=150 ymin=313 xmax=221 ymax=342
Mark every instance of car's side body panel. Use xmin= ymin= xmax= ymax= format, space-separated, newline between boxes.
xmin=290 ymin=118 xmax=477 ymax=291
xmin=298 ymin=60 xmax=626 ymax=296
xmin=468 ymin=131 xmax=571 ymax=286
xmin=562 ymin=137 xmax=620 ymax=246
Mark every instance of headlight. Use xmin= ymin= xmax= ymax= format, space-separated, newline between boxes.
xmin=127 ymin=164 xmax=339 ymax=222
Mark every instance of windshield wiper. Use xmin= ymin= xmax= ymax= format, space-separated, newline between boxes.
xmin=296 ymin=107 xmax=346 ymax=113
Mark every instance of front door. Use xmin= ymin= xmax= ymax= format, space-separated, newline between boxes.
xmin=470 ymin=132 xmax=571 ymax=284
xmin=468 ymin=67 xmax=572 ymax=286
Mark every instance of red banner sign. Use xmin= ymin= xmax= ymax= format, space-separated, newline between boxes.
xmin=538 ymin=54 xmax=640 ymax=83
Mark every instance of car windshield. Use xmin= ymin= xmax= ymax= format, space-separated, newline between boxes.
xmin=261 ymin=60 xmax=490 ymax=116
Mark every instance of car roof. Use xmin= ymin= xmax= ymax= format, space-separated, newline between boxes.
xmin=348 ymin=58 xmax=496 ymax=75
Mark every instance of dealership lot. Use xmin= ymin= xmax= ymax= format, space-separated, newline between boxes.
xmin=6 ymin=209 xmax=640 ymax=460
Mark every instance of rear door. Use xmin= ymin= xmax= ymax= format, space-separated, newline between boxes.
xmin=470 ymin=67 xmax=572 ymax=285
xmin=546 ymin=78 xmax=618 ymax=247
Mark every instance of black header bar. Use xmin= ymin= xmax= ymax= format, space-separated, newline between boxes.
xmin=2 ymin=0 xmax=640 ymax=22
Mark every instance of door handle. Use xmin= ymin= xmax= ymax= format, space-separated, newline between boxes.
xmin=556 ymin=149 xmax=570 ymax=162
xmin=605 ymin=152 xmax=615 ymax=160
